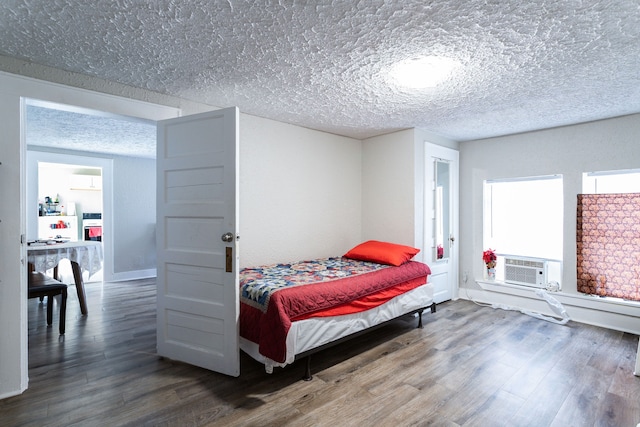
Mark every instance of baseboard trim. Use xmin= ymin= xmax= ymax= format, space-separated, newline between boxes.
xmin=461 ymin=281 xmax=640 ymax=335
xmin=110 ymin=268 xmax=156 ymax=282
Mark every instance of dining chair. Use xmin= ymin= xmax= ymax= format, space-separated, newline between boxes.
xmin=28 ymin=271 xmax=68 ymax=334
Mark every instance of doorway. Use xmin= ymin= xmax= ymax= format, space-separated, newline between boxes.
xmin=34 ymin=161 xmax=104 ymax=283
xmin=24 ymin=98 xmax=158 ymax=283
xmin=26 ymin=150 xmax=113 ymax=282
xmin=0 ymin=70 xmax=181 ymax=398
xmin=424 ymin=143 xmax=459 ymax=303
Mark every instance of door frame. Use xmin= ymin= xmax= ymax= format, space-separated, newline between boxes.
xmin=423 ymin=142 xmax=459 ymax=303
xmin=0 ymin=70 xmax=181 ymax=398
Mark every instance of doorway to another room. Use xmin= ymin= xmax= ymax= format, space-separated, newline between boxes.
xmin=24 ymin=98 xmax=158 ymax=284
xmin=424 ymin=143 xmax=459 ymax=304
xmin=26 ymin=149 xmax=112 ymax=283
xmin=34 ymin=161 xmax=104 ymax=283
xmin=0 ymin=71 xmax=182 ymax=399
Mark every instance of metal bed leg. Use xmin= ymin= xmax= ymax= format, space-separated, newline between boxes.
xmin=302 ymin=355 xmax=313 ymax=381
xmin=417 ymin=303 xmax=437 ymax=329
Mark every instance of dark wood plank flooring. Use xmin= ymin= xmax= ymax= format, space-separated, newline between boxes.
xmin=1 ymin=279 xmax=639 ymax=426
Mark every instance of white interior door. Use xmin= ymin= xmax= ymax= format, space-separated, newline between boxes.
xmin=425 ymin=143 xmax=459 ymax=303
xmin=156 ymin=107 xmax=240 ymax=376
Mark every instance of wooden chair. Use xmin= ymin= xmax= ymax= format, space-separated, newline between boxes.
xmin=28 ymin=272 xmax=68 ymax=334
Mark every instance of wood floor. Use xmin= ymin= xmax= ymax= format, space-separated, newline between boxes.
xmin=1 ymin=279 xmax=639 ymax=427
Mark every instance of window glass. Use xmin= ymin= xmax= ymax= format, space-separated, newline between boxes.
xmin=583 ymin=169 xmax=640 ymax=194
xmin=484 ymin=175 xmax=563 ymax=261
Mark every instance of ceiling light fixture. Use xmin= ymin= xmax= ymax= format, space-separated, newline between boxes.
xmin=389 ymin=56 xmax=460 ymax=89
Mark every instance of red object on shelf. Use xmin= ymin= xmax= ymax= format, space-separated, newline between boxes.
xmin=88 ymin=227 xmax=102 ymax=238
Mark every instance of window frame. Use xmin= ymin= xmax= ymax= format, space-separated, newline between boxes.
xmin=483 ymin=174 xmax=564 ymax=283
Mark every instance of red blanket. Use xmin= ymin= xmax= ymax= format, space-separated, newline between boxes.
xmin=240 ymin=260 xmax=431 ymax=363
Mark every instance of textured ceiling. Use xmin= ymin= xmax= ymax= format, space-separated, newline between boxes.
xmin=25 ymin=102 xmax=157 ymax=158
xmin=3 ymin=0 xmax=640 ymax=156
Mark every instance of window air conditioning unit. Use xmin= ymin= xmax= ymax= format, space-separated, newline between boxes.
xmin=504 ymin=256 xmax=547 ymax=288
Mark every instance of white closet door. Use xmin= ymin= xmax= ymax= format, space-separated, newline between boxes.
xmin=425 ymin=143 xmax=459 ymax=303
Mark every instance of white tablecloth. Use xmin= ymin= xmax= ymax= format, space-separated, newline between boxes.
xmin=27 ymin=241 xmax=103 ymax=278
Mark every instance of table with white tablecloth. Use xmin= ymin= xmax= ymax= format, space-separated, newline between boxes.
xmin=27 ymin=241 xmax=103 ymax=315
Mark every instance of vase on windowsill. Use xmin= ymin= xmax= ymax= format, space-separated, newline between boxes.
xmin=483 ymin=248 xmax=497 ymax=281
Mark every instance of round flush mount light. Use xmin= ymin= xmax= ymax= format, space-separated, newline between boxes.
xmin=388 ymin=56 xmax=460 ymax=89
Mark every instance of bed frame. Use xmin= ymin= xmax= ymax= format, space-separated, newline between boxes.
xmin=295 ymin=302 xmax=437 ymax=380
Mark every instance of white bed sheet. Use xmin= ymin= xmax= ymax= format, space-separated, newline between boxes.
xmin=239 ymin=283 xmax=434 ymax=373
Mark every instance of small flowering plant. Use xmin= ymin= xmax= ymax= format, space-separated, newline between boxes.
xmin=482 ymin=248 xmax=497 ymax=269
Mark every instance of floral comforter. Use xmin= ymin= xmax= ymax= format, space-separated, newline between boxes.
xmin=239 ymin=257 xmax=431 ymax=363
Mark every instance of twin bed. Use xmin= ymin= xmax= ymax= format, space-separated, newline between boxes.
xmin=238 ymin=240 xmax=435 ymax=379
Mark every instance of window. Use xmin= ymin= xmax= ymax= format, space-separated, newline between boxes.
xmin=583 ymin=168 xmax=640 ymax=194
xmin=483 ymin=175 xmax=563 ymax=282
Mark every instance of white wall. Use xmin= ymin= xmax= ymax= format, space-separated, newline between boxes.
xmin=361 ymin=129 xmax=417 ymax=245
xmin=112 ymin=156 xmax=157 ymax=278
xmin=239 ymin=115 xmax=362 ymax=267
xmin=459 ymin=114 xmax=640 ymax=334
xmin=0 ymin=81 xmax=26 ymax=399
xmin=361 ymin=128 xmax=459 ymax=254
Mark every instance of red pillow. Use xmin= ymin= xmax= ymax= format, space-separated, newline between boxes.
xmin=344 ymin=240 xmax=420 ymax=266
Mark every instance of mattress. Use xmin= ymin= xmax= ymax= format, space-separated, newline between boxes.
xmin=240 ymin=282 xmax=433 ymax=373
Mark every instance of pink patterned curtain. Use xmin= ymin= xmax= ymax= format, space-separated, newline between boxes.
xmin=576 ymin=193 xmax=640 ymax=302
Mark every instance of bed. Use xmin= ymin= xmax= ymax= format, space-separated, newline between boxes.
xmin=238 ymin=241 xmax=435 ymax=379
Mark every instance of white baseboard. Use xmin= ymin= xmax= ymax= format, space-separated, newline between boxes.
xmin=109 ymin=268 xmax=156 ymax=282
xmin=461 ymin=280 xmax=640 ymax=335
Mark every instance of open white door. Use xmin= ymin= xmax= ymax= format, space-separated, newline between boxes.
xmin=425 ymin=143 xmax=459 ymax=303
xmin=156 ymin=107 xmax=240 ymax=376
